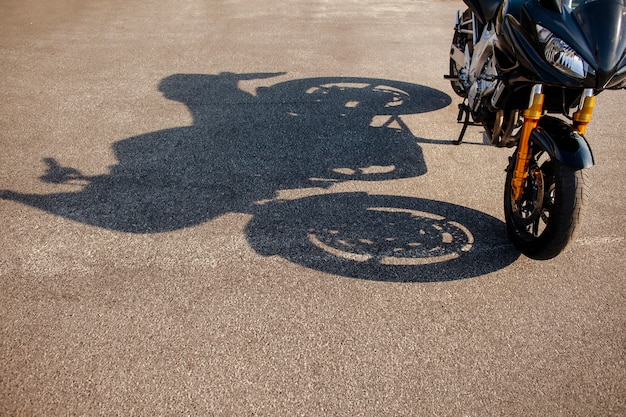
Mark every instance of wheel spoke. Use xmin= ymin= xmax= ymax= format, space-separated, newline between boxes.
xmin=532 ymin=217 xmax=540 ymax=236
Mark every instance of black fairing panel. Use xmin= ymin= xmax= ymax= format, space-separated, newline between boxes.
xmin=497 ymin=14 xmax=585 ymax=87
xmin=534 ymin=117 xmax=594 ymax=169
xmin=464 ymin=0 xmax=502 ymax=23
xmin=574 ymin=0 xmax=626 ymax=88
xmin=514 ymin=0 xmax=626 ymax=89
xmin=537 ymin=0 xmax=562 ymax=13
xmin=501 ymin=0 xmax=525 ymax=21
xmin=497 ymin=0 xmax=626 ymax=89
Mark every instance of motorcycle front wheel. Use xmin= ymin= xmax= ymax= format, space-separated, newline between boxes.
xmin=504 ymin=141 xmax=588 ymax=260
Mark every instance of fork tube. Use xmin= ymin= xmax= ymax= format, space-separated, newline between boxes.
xmin=511 ymin=84 xmax=544 ymax=201
xmin=573 ymin=88 xmax=596 ymax=135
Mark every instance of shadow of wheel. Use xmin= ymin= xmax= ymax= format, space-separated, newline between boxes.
xmin=247 ymin=193 xmax=519 ymax=282
xmin=259 ymin=77 xmax=452 ymax=116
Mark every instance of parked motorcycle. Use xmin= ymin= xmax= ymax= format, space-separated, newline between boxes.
xmin=445 ymin=0 xmax=626 ymax=259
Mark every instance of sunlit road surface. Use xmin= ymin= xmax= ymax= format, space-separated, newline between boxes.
xmin=1 ymin=1 xmax=624 ymax=415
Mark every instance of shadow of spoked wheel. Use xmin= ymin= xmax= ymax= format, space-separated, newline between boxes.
xmin=247 ymin=193 xmax=519 ymax=282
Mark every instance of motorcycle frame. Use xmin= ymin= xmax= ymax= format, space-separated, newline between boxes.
xmin=449 ymin=0 xmax=601 ymax=186
xmin=445 ymin=0 xmax=625 ymax=259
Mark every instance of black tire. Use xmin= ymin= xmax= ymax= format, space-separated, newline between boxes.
xmin=504 ymin=141 xmax=588 ymax=260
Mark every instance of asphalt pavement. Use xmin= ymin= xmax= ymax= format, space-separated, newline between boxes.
xmin=1 ymin=0 xmax=624 ymax=415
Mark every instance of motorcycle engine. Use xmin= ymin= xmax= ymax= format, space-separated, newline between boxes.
xmin=468 ymin=55 xmax=499 ymax=118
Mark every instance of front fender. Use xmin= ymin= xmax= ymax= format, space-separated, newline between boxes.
xmin=531 ymin=117 xmax=594 ymax=170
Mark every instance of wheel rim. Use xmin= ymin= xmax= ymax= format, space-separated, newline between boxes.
xmin=510 ymin=151 xmax=555 ymax=239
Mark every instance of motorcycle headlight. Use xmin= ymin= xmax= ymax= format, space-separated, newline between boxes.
xmin=536 ymin=24 xmax=588 ymax=79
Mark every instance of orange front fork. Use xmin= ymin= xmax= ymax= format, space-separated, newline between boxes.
xmin=573 ymin=90 xmax=596 ymax=135
xmin=511 ymin=85 xmax=544 ymax=201
xmin=511 ymin=87 xmax=596 ymax=201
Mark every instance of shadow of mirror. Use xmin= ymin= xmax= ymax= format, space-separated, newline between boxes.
xmin=247 ymin=193 xmax=519 ymax=282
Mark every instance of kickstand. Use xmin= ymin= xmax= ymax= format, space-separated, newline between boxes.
xmin=455 ymin=101 xmax=479 ymax=145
